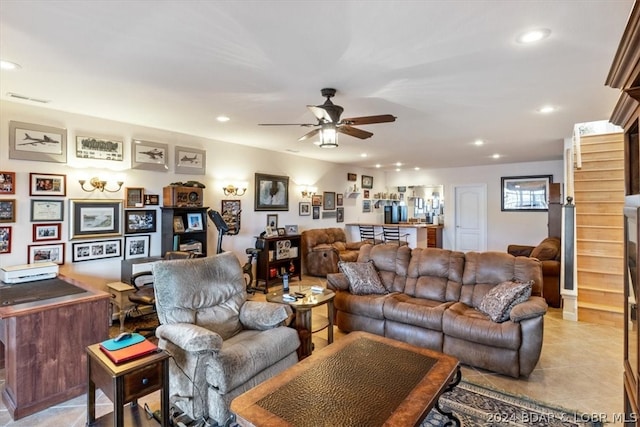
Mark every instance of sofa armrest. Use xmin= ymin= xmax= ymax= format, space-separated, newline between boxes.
xmin=240 ymin=301 xmax=294 ymax=330
xmin=156 ymin=323 xmax=223 ymax=352
xmin=345 ymin=241 xmax=366 ymax=251
xmin=509 ymin=296 xmax=548 ymax=322
xmin=507 ymin=244 xmax=534 ymax=257
xmin=327 ymin=272 xmax=350 ymax=291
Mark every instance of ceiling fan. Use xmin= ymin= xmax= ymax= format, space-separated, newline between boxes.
xmin=258 ymin=88 xmax=396 ymax=148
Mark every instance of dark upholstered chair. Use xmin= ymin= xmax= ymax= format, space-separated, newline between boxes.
xmin=127 ymin=251 xmax=196 ymax=336
xmin=153 ymin=252 xmax=300 ymax=425
xmin=301 ymin=228 xmax=366 ymax=277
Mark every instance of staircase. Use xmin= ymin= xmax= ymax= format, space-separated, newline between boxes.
xmin=573 ymin=132 xmax=625 ymax=327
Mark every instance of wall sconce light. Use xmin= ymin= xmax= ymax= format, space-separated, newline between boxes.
xmin=222 ymin=182 xmax=247 ymax=197
xmin=300 ymin=186 xmax=317 ymax=198
xmin=78 ymin=177 xmax=124 ymax=193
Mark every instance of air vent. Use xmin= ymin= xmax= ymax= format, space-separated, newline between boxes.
xmin=6 ymin=92 xmax=50 ymax=103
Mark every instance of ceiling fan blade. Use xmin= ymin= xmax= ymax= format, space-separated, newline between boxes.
xmin=340 ymin=114 xmax=396 ymax=126
xmin=298 ymin=128 xmax=321 ymax=141
xmin=337 ymin=125 xmax=373 ymax=139
xmin=258 ymin=123 xmax=316 ymax=127
xmin=307 ymin=105 xmax=333 ymax=122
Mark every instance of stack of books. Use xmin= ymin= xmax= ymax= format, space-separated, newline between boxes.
xmin=99 ymin=333 xmax=159 ymax=364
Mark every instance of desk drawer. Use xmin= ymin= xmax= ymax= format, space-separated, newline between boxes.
xmin=123 ymin=362 xmax=163 ymax=402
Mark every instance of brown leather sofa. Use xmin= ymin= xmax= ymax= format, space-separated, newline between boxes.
xmin=327 ymin=244 xmax=547 ymax=378
xmin=301 ymin=228 xmax=366 ymax=277
xmin=507 ymin=237 xmax=561 ymax=308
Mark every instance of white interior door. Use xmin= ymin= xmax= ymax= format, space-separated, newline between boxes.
xmin=454 ymin=184 xmax=487 ymax=252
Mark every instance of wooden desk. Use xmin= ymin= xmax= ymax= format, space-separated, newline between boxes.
xmin=0 ymin=274 xmax=110 ymax=420
xmin=86 ymin=343 xmax=170 ymax=427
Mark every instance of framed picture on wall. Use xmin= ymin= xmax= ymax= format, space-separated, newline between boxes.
xmin=0 ymin=199 xmax=16 ymax=223
xmin=312 ymin=206 xmax=320 ymax=219
xmin=255 ymin=173 xmax=289 ymax=211
xmin=299 ymin=202 xmax=311 ymax=216
xmin=124 ymin=234 xmax=150 ymax=259
xmin=9 ymin=121 xmax=67 ymax=163
xmin=336 ymin=207 xmax=344 ymax=223
xmin=72 ymin=239 xmax=122 ymax=262
xmin=175 ymin=146 xmax=206 ymax=174
xmin=33 ymin=223 xmax=62 ymax=242
xmin=0 ymin=172 xmax=16 ymax=194
xmin=125 ymin=209 xmax=157 ymax=234
xmin=362 ymin=175 xmax=373 ymax=189
xmin=30 ymin=173 xmax=66 ymax=196
xmin=0 ymin=226 xmax=11 ymax=254
xmin=323 ymin=191 xmax=336 ymax=210
xmin=336 ymin=193 xmax=343 ymax=206
xmin=131 ymin=139 xmax=169 ymax=172
xmin=501 ymin=175 xmax=552 ymax=211
xmin=28 ymin=243 xmax=65 ymax=265
xmin=69 ymin=199 xmax=122 ymax=239
xmin=76 ymin=135 xmax=123 ymax=161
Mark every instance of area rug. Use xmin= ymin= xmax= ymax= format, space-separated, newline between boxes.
xmin=108 ymin=312 xmax=159 ymax=339
xmin=421 ymin=380 xmax=601 ymax=427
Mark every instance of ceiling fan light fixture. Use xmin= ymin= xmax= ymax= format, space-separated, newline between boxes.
xmin=319 ymin=126 xmax=338 ymax=148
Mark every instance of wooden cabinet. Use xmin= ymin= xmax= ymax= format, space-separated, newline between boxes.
xmin=160 ymin=207 xmax=208 ymax=256
xmin=427 ymin=226 xmax=443 ymax=248
xmin=605 ymin=3 xmax=640 ymax=424
xmin=256 ymin=234 xmax=302 ymax=292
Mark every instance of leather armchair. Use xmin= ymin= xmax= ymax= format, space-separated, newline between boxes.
xmin=508 ymin=237 xmax=561 ymax=308
xmin=152 ymin=252 xmax=300 ymax=425
xmin=301 ymin=228 xmax=366 ymax=277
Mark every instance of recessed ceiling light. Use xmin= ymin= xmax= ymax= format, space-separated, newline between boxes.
xmin=474 ymin=139 xmax=484 ymax=146
xmin=216 ymin=115 xmax=230 ymax=122
xmin=0 ymin=60 xmax=21 ymax=70
xmin=360 ymin=153 xmax=367 ymax=158
xmin=395 ymin=162 xmax=402 ymax=167
xmin=516 ymin=28 xmax=551 ymax=44
xmin=537 ymin=105 xmax=555 ymax=114
xmin=395 ymin=168 xmax=401 ymax=172
xmin=414 ymin=167 xmax=420 ymax=171
xmin=492 ymin=154 xmax=501 ymax=159
xmin=375 ymin=164 xmax=381 ymax=168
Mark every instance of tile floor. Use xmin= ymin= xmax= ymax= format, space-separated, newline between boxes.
xmin=0 ymin=278 xmax=625 ymax=426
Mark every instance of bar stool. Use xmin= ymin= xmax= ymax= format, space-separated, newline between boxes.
xmin=359 ymin=225 xmax=382 ymax=245
xmin=382 ymin=226 xmax=409 ymax=246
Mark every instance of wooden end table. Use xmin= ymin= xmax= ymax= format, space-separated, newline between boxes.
xmin=86 ymin=343 xmax=170 ymax=427
xmin=266 ymin=287 xmax=334 ymax=359
xmin=106 ymin=281 xmax=136 ymax=332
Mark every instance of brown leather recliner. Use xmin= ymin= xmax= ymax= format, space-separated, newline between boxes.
xmin=301 ymin=228 xmax=366 ymax=277
xmin=508 ymin=237 xmax=561 ymax=308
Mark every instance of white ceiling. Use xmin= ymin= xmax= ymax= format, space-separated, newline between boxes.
xmin=0 ymin=0 xmax=634 ymax=171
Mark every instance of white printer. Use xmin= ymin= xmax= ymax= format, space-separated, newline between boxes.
xmin=0 ymin=262 xmax=59 ymax=284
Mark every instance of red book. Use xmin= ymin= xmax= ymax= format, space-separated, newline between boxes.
xmin=99 ymin=339 xmax=159 ymax=364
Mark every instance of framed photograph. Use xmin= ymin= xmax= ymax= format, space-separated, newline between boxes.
xmin=186 ymin=212 xmax=203 ymax=231
xmin=323 ymin=191 xmax=336 ymax=210
xmin=265 ymin=226 xmax=278 ymax=237
xmin=398 ymin=186 xmax=407 ymax=193
xmin=285 ymin=224 xmax=298 ymax=235
xmin=144 ymin=194 xmax=160 ymax=206
xmin=299 ymin=202 xmax=311 ymax=216
xmin=0 ymin=199 xmax=16 ymax=223
xmin=125 ymin=187 xmax=145 ymax=208
xmin=364 ymin=190 xmax=370 ymax=199
xmin=362 ymin=175 xmax=374 ymax=189
xmin=28 ymin=243 xmax=65 ymax=265
xmin=0 ymin=172 xmax=16 ymax=194
xmin=255 ymin=173 xmax=289 ymax=211
xmin=69 ymin=199 xmax=122 ymax=239
xmin=336 ymin=207 xmax=344 ymax=223
xmin=30 ymin=199 xmax=64 ymax=222
xmin=72 ymin=239 xmax=122 ymax=262
xmin=0 ymin=226 xmax=11 ymax=253
xmin=267 ymin=214 xmax=278 ymax=228
xmin=311 ymin=194 xmax=322 ymax=207
xmin=173 ymin=216 xmax=185 ymax=233
xmin=29 ymin=173 xmax=66 ymax=196
xmin=124 ymin=234 xmax=150 ymax=259
xmin=312 ymin=206 xmax=320 ymax=219
xmin=501 ymin=175 xmax=553 ymax=211
xmin=125 ymin=209 xmax=157 ymax=234
xmin=363 ymin=200 xmax=372 ymax=213
xmin=76 ymin=135 xmax=123 ymax=161
xmin=175 ymin=146 xmax=206 ymax=174
xmin=33 ymin=223 xmax=62 ymax=242
xmin=347 ymin=173 xmax=357 ymax=181
xmin=277 ymin=228 xmax=286 ymax=236
xmin=131 ymin=139 xmax=169 ymax=171
xmin=336 ymin=193 xmax=343 ymax=206
xmin=9 ymin=121 xmax=67 ymax=163
xmin=221 ymin=200 xmax=241 ymax=234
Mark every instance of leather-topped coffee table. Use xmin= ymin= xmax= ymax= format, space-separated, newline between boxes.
xmin=231 ymin=331 xmax=461 ymax=427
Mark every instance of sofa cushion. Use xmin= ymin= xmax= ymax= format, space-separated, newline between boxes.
xmin=338 ymin=260 xmax=388 ymax=295
xmin=530 ymin=237 xmax=560 ymax=261
xmin=383 ymin=293 xmax=452 ymax=331
xmin=332 ymin=241 xmax=347 ymax=252
xmin=479 ymin=280 xmax=533 ymax=322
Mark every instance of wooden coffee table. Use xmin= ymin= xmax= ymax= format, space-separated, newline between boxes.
xmin=231 ymin=331 xmax=461 ymax=427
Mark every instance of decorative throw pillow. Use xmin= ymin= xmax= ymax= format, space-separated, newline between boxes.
xmin=479 ymin=280 xmax=533 ymax=323
xmin=338 ymin=260 xmax=388 ymax=296
xmin=530 ymin=238 xmax=560 ymax=261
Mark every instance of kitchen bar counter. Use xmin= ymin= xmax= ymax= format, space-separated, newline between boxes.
xmin=345 ymin=223 xmax=443 ymax=248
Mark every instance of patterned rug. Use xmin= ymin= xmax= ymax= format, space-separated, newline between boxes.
xmin=109 ymin=312 xmax=159 ymax=338
xmin=422 ymin=380 xmax=601 ymax=427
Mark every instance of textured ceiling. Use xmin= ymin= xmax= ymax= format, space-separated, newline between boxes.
xmin=0 ymin=0 xmax=634 ymax=170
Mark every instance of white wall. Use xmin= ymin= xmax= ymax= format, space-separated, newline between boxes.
xmin=386 ymin=160 xmax=564 ymax=251
xmin=0 ymin=100 xmax=564 ymax=290
xmin=0 ymin=100 xmax=385 ymax=289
